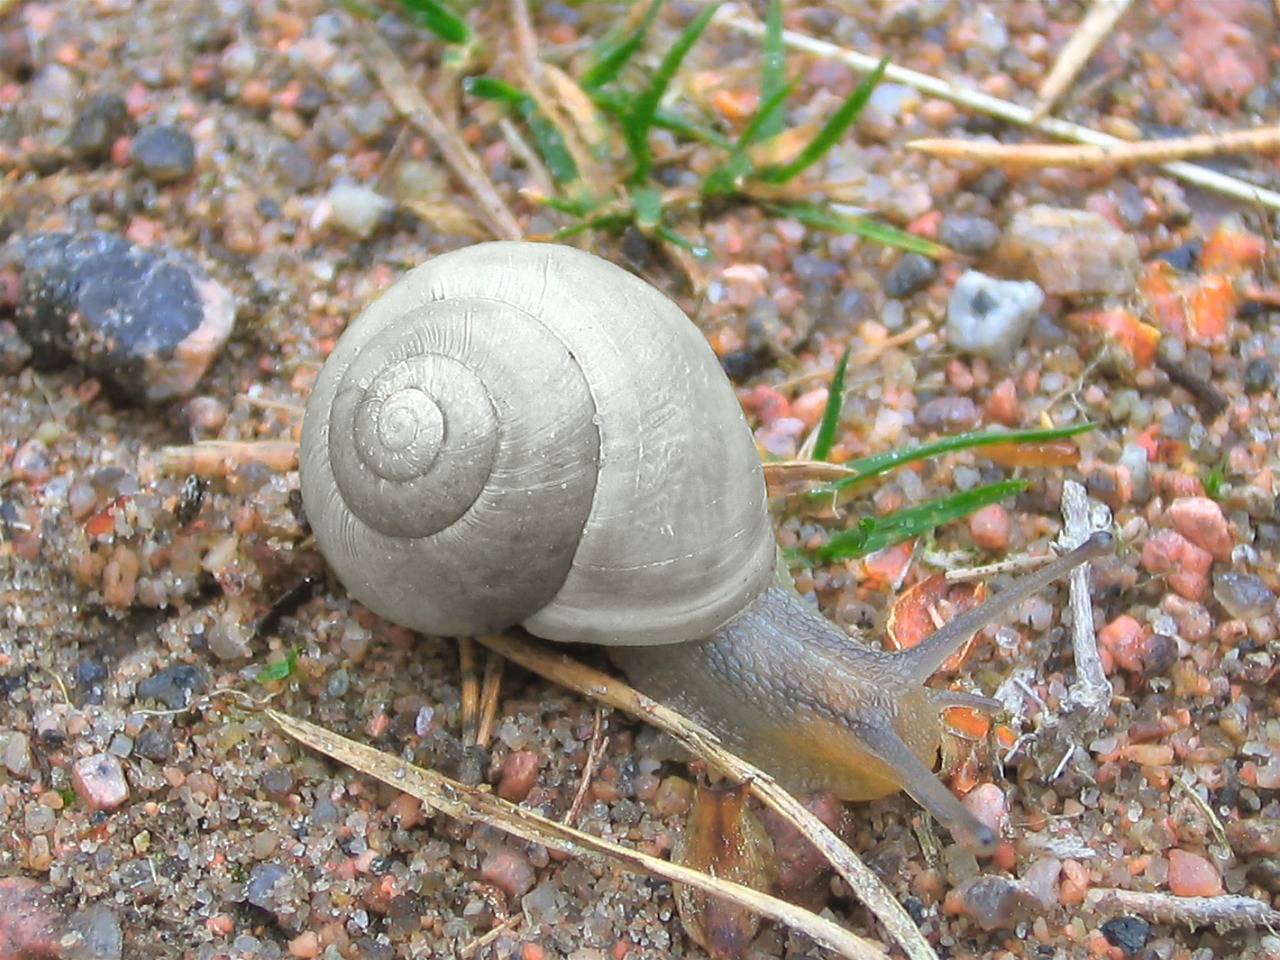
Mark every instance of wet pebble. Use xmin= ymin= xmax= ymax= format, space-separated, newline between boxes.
xmin=10 ymin=231 xmax=236 ymax=404
xmin=918 ymin=395 xmax=979 ymax=431
xmin=998 ymin=206 xmax=1140 ymax=296
xmin=520 ymin=881 xmax=566 ymax=926
xmin=66 ymin=902 xmax=124 ymax=960
xmin=137 ymin=663 xmax=208 ymax=709
xmin=938 ymin=214 xmax=999 ymax=256
xmin=496 ymin=749 xmax=539 ymax=802
xmin=246 ymin=862 xmax=289 ymax=910
xmin=883 ymin=252 xmax=937 ymax=298
xmin=0 ymin=876 xmax=67 ymax=959
xmin=71 ymin=753 xmax=130 ymax=811
xmin=133 ymin=727 xmax=174 ymax=762
xmin=2 ymin=730 xmax=32 ymax=776
xmin=945 ymin=270 xmax=1043 ymax=361
xmin=129 ymin=124 xmax=196 ymax=182
xmin=65 ymin=92 xmax=129 ymax=161
xmin=480 ymin=847 xmax=536 ymax=899
xmin=1213 ymin=571 xmax=1276 ymax=621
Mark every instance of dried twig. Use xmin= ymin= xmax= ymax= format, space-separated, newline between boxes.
xmin=475 ymin=631 xmax=938 ymax=960
xmin=1021 ymin=480 xmax=1113 ymax=780
xmin=716 ymin=9 xmax=1280 ymax=211
xmin=564 ymin=707 xmax=608 ymax=826
xmin=357 ymin=21 xmax=522 ymax=240
xmin=269 ymin=709 xmax=889 ymax=960
xmin=1031 ymin=0 xmax=1134 ymax=122
xmin=908 ymin=127 xmax=1280 ymax=169
xmin=154 ymin=440 xmax=298 ymax=477
xmin=1086 ymin=888 xmax=1280 ymax=933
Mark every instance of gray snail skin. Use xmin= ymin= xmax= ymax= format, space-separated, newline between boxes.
xmin=299 ymin=240 xmax=1110 ymax=851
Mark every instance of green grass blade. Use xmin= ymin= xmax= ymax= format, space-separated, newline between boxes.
xmin=773 ymin=202 xmax=951 ymax=258
xmin=581 ymin=0 xmax=663 ymax=91
xmin=736 ymin=79 xmax=796 ymax=150
xmin=592 ymin=88 xmax=734 ymax=149
xmin=702 ymin=151 xmax=754 ymax=197
xmin=755 ymin=0 xmax=787 ymax=144
xmin=465 ymin=77 xmax=579 ymax=184
xmin=630 ymin=185 xmax=663 ymax=230
xmin=817 ymin=423 xmax=1096 ymax=497
xmin=815 ymin=480 xmax=1029 ymax=562
xmin=811 ymin=343 xmax=851 ymax=462
xmin=655 ymin=225 xmax=709 ymax=257
xmin=395 ymin=0 xmax=470 ymax=44
xmin=760 ymin=54 xmax=889 ymax=184
xmin=624 ymin=1 xmax=721 ymax=183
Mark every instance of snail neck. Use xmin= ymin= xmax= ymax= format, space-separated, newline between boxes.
xmin=610 ymin=562 xmax=996 ymax=851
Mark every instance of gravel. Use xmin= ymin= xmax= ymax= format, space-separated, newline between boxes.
xmin=2 ymin=1 xmax=1279 ymax=958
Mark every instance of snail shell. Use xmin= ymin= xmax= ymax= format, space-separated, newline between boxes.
xmin=300 ymin=241 xmax=776 ymax=646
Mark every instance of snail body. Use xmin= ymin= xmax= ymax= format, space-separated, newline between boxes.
xmin=301 ymin=241 xmax=1107 ymax=850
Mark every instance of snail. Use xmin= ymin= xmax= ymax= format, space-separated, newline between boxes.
xmin=299 ymin=240 xmax=1109 ymax=851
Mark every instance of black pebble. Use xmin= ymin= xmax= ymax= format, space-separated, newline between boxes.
xmin=73 ymin=658 xmax=108 ymax=706
xmin=134 ymin=727 xmax=175 ymax=762
xmin=130 ymin=123 xmax=196 ymax=182
xmin=1154 ymin=239 xmax=1202 ymax=272
xmin=65 ymin=91 xmax=129 ymax=161
xmin=938 ymin=214 xmax=1000 ymax=256
xmin=10 ymin=231 xmax=234 ymax=405
xmin=137 ymin=663 xmax=208 ymax=710
xmin=1244 ymin=356 xmax=1274 ymax=394
xmin=883 ymin=252 xmax=937 ymax=298
xmin=1100 ymin=916 xmax=1151 ymax=955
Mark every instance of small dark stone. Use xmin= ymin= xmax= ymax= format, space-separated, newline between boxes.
xmin=1154 ymin=239 xmax=1202 ymax=272
xmin=260 ymin=767 xmax=294 ymax=796
xmin=129 ymin=124 xmax=196 ymax=182
xmin=10 ymin=231 xmax=235 ymax=404
xmin=65 ymin=92 xmax=128 ymax=161
xmin=134 ymin=727 xmax=174 ymax=762
xmin=1100 ymin=916 xmax=1152 ymax=955
xmin=293 ymin=83 xmax=328 ymax=118
xmin=969 ymin=168 xmax=1008 ymax=199
xmin=270 ymin=140 xmax=316 ymax=190
xmin=721 ymin=349 xmax=764 ymax=382
xmin=938 ymin=214 xmax=1000 ymax=255
xmin=883 ymin=252 xmax=937 ymax=298
xmin=1246 ymin=857 xmax=1280 ymax=893
xmin=1244 ymin=357 xmax=1274 ymax=394
xmin=245 ymin=861 xmax=288 ymax=910
xmin=74 ymin=658 xmax=108 ymax=706
xmin=137 ymin=663 xmax=208 ymax=709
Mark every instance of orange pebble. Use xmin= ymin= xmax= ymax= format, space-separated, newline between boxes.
xmin=968 ymin=503 xmax=1011 ymax=551
xmin=1167 ymin=849 xmax=1223 ymax=897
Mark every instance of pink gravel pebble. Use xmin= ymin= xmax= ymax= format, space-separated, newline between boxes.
xmin=961 ymin=782 xmax=1009 ymax=839
xmin=0 ymin=877 xmax=65 ymax=959
xmin=497 ymin=750 xmax=539 ymax=802
xmin=968 ymin=503 xmax=1011 ymax=551
xmin=1140 ymin=529 xmax=1213 ymax=601
xmin=1167 ymin=496 xmax=1233 ymax=561
xmin=71 ymin=753 xmax=130 ymax=811
xmin=1166 ymin=848 xmax=1224 ymax=897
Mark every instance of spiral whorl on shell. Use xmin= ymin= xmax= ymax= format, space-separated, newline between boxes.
xmin=300 ymin=241 xmax=776 ymax=646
